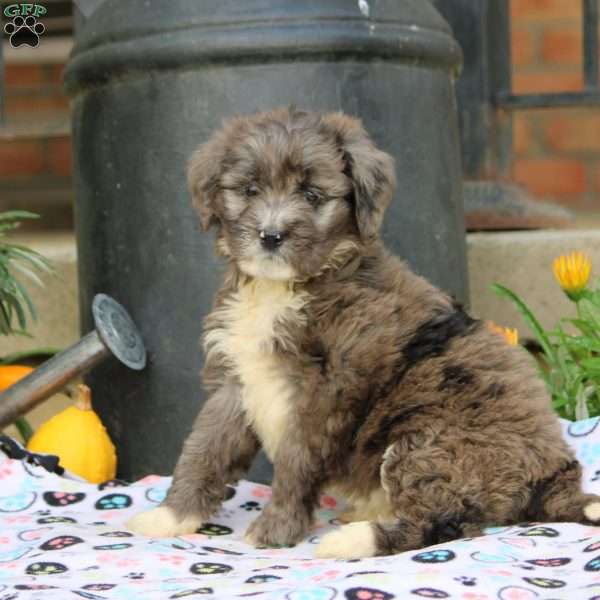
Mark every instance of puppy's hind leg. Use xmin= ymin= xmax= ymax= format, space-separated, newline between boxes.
xmin=524 ymin=459 xmax=600 ymax=525
xmin=317 ymin=443 xmax=487 ymax=558
xmin=127 ymin=380 xmax=259 ymax=537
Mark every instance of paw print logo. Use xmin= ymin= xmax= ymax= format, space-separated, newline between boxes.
xmin=584 ymin=540 xmax=600 ymax=552
xmin=39 ymin=535 xmax=84 ymax=551
xmin=4 ymin=15 xmax=45 ymax=48
xmin=455 ymin=576 xmax=477 ymax=586
xmin=37 ymin=515 xmax=77 ymax=525
xmin=240 ymin=501 xmax=261 ymax=512
xmin=245 ymin=574 xmax=282 ymax=584
xmin=25 ymin=561 xmax=68 ymax=575
xmin=82 ymin=585 xmax=116 ymax=592
xmin=412 ymin=549 xmax=456 ymax=563
xmin=94 ymin=493 xmax=132 ymax=510
xmin=43 ymin=491 xmax=85 ymax=507
xmin=170 ymin=588 xmax=213 ymax=599
xmin=585 ymin=555 xmax=600 ymax=571
xmin=410 ymin=589 xmax=449 ymax=599
xmin=99 ymin=531 xmax=133 ymax=538
xmin=344 ymin=587 xmax=395 ymax=600
xmin=92 ymin=543 xmax=133 ymax=551
xmin=190 ymin=562 xmax=233 ymax=575
xmin=526 ymin=557 xmax=571 ymax=567
xmin=196 ymin=523 xmax=233 ymax=536
xmin=518 ymin=526 xmax=559 ymax=538
xmin=522 ymin=576 xmax=566 ymax=588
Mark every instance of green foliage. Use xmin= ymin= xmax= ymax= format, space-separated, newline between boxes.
xmin=0 ymin=211 xmax=53 ymax=443
xmin=492 ymin=278 xmax=600 ymax=421
xmin=0 ymin=211 xmax=52 ymax=336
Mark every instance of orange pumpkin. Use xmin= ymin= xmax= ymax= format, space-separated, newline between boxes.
xmin=0 ymin=365 xmax=34 ymax=391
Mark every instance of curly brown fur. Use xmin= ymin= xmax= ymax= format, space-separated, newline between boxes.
xmin=127 ymin=108 xmax=600 ymax=556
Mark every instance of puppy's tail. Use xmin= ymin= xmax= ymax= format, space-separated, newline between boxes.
xmin=524 ymin=459 xmax=600 ymax=525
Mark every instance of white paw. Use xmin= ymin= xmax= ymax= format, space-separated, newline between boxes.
xmin=243 ymin=528 xmax=258 ymax=546
xmin=315 ymin=521 xmax=377 ymax=559
xmin=125 ymin=506 xmax=202 ymax=538
xmin=584 ymin=501 xmax=600 ymax=522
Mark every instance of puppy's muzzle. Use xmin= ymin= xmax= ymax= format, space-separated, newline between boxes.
xmin=259 ymin=229 xmax=288 ymax=251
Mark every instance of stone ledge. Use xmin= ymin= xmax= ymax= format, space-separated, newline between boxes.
xmin=468 ymin=229 xmax=600 ymax=337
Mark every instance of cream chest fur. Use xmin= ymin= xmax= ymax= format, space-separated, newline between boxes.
xmin=204 ymin=279 xmax=309 ymax=460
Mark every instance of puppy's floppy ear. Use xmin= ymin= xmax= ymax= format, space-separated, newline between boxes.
xmin=187 ymin=120 xmax=241 ymax=231
xmin=321 ymin=113 xmax=396 ymax=241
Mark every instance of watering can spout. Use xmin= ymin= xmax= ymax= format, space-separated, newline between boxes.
xmin=0 ymin=294 xmax=146 ymax=430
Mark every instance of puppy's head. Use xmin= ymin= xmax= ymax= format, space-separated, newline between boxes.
xmin=188 ymin=108 xmax=395 ymax=281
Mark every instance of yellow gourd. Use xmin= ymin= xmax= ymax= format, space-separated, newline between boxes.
xmin=27 ymin=384 xmax=117 ymax=484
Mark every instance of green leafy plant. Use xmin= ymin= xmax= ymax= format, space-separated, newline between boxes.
xmin=493 ymin=251 xmax=600 ymax=421
xmin=0 ymin=211 xmax=52 ymax=336
xmin=0 ymin=210 xmax=53 ymax=442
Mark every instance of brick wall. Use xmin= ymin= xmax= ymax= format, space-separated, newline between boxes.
xmin=1 ymin=6 xmax=598 ymax=226
xmin=510 ymin=0 xmax=600 ymax=211
xmin=0 ymin=54 xmax=73 ymax=230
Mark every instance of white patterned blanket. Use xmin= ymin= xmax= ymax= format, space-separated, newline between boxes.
xmin=3 ymin=419 xmax=600 ymax=599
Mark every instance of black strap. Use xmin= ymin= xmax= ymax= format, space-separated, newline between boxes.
xmin=0 ymin=434 xmax=64 ymax=475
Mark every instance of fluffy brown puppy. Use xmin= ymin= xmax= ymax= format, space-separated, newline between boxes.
xmin=127 ymin=108 xmax=600 ymax=558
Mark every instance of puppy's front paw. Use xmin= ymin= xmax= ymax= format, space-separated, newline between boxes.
xmin=315 ymin=521 xmax=377 ymax=559
xmin=244 ymin=507 xmax=307 ymax=548
xmin=126 ymin=506 xmax=202 ymax=538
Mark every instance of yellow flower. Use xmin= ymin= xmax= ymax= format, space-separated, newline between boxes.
xmin=487 ymin=321 xmax=519 ymax=346
xmin=552 ymin=251 xmax=591 ymax=300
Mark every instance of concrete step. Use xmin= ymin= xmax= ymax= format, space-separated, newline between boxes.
xmin=468 ymin=229 xmax=600 ymax=335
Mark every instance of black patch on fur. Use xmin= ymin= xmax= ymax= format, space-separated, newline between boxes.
xmin=424 ymin=515 xmax=464 ymax=546
xmin=307 ymin=340 xmax=328 ymax=375
xmin=367 ymin=306 xmax=479 ymax=406
xmin=354 ymin=180 xmax=376 ymax=214
xmin=424 ymin=499 xmax=485 ymax=546
xmin=341 ymin=149 xmax=354 ymax=180
xmin=403 ymin=304 xmax=478 ymax=367
xmin=524 ymin=460 xmax=579 ymax=521
xmin=339 ymin=147 xmax=377 ymax=217
xmin=363 ymin=406 xmax=424 ymax=454
xmin=438 ymin=365 xmax=475 ymax=392
xmin=359 ymin=306 xmax=480 ymax=455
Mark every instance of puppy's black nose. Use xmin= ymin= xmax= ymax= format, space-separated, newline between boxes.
xmin=259 ymin=229 xmax=287 ymax=251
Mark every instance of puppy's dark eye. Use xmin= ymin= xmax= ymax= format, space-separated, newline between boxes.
xmin=304 ymin=189 xmax=322 ymax=204
xmin=244 ymin=184 xmax=259 ymax=198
